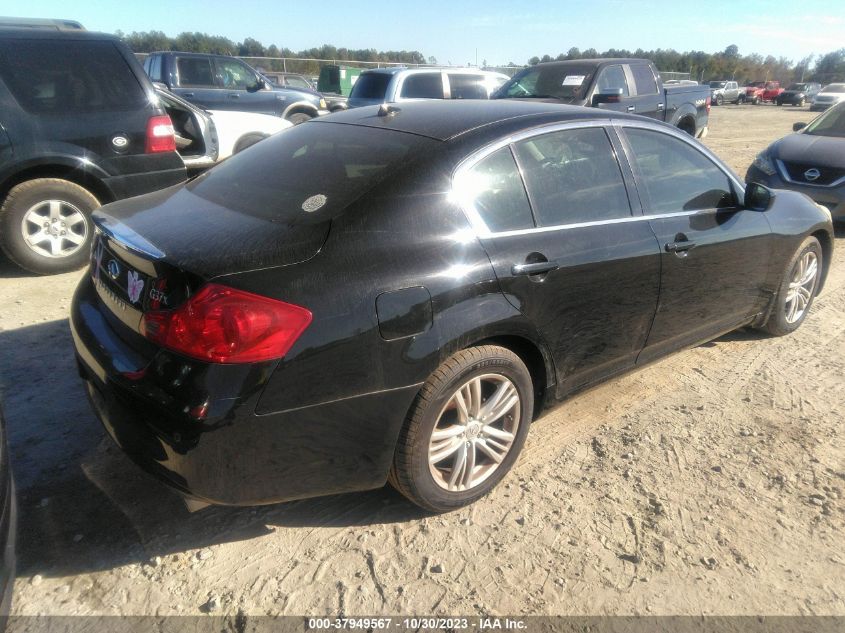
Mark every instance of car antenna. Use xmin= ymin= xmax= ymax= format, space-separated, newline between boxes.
xmin=378 ymin=103 xmax=401 ymax=117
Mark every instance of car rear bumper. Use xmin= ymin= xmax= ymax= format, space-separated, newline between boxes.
xmin=103 ymin=164 xmax=186 ymax=201
xmin=70 ymin=276 xmax=416 ymax=506
xmin=746 ymin=165 xmax=845 ymax=219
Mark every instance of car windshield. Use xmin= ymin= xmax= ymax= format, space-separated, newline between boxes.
xmin=709 ymin=81 xmax=726 ymax=88
xmin=350 ymin=73 xmax=392 ymax=100
xmin=822 ymin=84 xmax=845 ymax=94
xmin=804 ymin=104 xmax=845 ymax=138
xmin=187 ymin=122 xmax=437 ymax=220
xmin=787 ymin=84 xmax=806 ymax=91
xmin=498 ymin=66 xmax=596 ymax=100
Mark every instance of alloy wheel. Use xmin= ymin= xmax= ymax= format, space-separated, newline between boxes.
xmin=20 ymin=199 xmax=88 ymax=259
xmin=428 ymin=374 xmax=521 ymax=492
xmin=784 ymin=251 xmax=818 ymax=324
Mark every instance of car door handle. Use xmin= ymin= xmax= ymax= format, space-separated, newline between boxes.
xmin=182 ymin=92 xmax=194 ymax=97
xmin=665 ymin=241 xmax=696 ymax=253
xmin=657 ymin=103 xmax=665 ymax=110
xmin=511 ymin=261 xmax=559 ymax=276
xmin=627 ymin=105 xmax=636 ymax=112
xmin=228 ymin=93 xmax=240 ymax=98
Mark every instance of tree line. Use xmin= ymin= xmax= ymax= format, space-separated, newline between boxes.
xmin=527 ymin=45 xmax=845 ymax=85
xmin=118 ymin=31 xmax=844 ymax=85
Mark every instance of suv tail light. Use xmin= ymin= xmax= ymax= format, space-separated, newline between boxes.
xmin=145 ymin=115 xmax=177 ymax=153
xmin=705 ymin=96 xmax=711 ymax=114
xmin=141 ymin=284 xmax=312 ymax=364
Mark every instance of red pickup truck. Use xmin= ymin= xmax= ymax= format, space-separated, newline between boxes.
xmin=744 ymin=81 xmax=783 ymax=104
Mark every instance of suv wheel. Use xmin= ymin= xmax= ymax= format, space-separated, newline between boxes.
xmin=0 ymin=178 xmax=99 ymax=275
xmin=389 ymin=345 xmax=533 ymax=513
xmin=715 ymin=94 xmax=724 ymax=106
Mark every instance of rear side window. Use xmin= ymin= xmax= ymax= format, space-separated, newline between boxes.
xmin=0 ymin=39 xmax=146 ymax=114
xmin=189 ymin=122 xmax=437 ymax=220
xmin=400 ymin=73 xmax=444 ymax=99
xmin=623 ymin=128 xmax=735 ymax=213
xmin=630 ymin=64 xmax=658 ymax=96
xmin=513 ymin=127 xmax=631 ymax=226
xmin=448 ymin=74 xmax=488 ymax=99
xmin=177 ymin=57 xmax=215 ymax=88
xmin=350 ymin=73 xmax=391 ymax=99
xmin=460 ymin=147 xmax=534 ymax=233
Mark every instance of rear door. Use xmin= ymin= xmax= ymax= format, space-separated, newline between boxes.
xmin=616 ymin=123 xmax=773 ymax=362
xmin=456 ymin=123 xmax=661 ymax=395
xmin=626 ymin=63 xmax=663 ymax=120
xmin=445 ymin=73 xmax=489 ymax=99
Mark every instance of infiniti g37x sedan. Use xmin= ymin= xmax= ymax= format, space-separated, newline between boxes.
xmin=71 ymin=101 xmax=833 ymax=513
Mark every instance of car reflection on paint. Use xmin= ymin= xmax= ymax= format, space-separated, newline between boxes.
xmin=71 ymin=101 xmax=833 ymax=513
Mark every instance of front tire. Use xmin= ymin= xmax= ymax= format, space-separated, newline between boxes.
xmin=715 ymin=94 xmax=724 ymax=106
xmin=760 ymin=236 xmax=822 ymax=336
xmin=0 ymin=178 xmax=98 ymax=275
xmin=233 ymin=133 xmax=267 ymax=154
xmin=389 ymin=346 xmax=534 ymax=513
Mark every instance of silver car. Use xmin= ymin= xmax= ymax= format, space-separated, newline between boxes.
xmin=347 ymin=68 xmax=509 ymax=108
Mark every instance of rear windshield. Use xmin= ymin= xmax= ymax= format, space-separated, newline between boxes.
xmin=350 ymin=73 xmax=392 ymax=100
xmin=804 ymin=104 xmax=845 ymax=138
xmin=188 ymin=122 xmax=438 ymax=220
xmin=0 ymin=39 xmax=147 ymax=114
xmin=787 ymin=84 xmax=806 ymax=91
xmin=498 ymin=65 xmax=596 ymax=100
xmin=709 ymin=81 xmax=726 ymax=88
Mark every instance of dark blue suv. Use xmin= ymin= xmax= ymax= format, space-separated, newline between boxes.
xmin=142 ymin=52 xmax=329 ymax=125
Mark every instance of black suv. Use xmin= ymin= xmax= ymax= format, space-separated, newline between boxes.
xmin=0 ymin=25 xmax=186 ymax=274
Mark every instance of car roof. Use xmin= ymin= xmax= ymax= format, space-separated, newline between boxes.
xmin=533 ymin=58 xmax=650 ymax=67
xmin=0 ymin=26 xmax=117 ymax=40
xmin=361 ymin=67 xmax=508 ymax=78
xmin=315 ymin=100 xmax=643 ymax=142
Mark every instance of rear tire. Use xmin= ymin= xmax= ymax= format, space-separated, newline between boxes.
xmin=233 ymin=133 xmax=267 ymax=154
xmin=389 ymin=346 xmax=534 ymax=513
xmin=287 ymin=113 xmax=312 ymax=125
xmin=0 ymin=178 xmax=98 ymax=275
xmin=759 ymin=236 xmax=822 ymax=337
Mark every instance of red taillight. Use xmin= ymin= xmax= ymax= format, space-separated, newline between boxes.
xmin=145 ymin=115 xmax=177 ymax=153
xmin=141 ymin=284 xmax=312 ymax=364
xmin=705 ymin=96 xmax=711 ymax=114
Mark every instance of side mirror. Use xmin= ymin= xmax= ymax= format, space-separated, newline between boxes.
xmin=592 ymin=88 xmax=624 ymax=106
xmin=744 ymin=182 xmax=773 ymax=211
xmin=793 ymin=122 xmax=807 ymax=132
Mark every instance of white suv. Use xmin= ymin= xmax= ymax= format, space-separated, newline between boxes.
xmin=348 ymin=68 xmax=509 ymax=108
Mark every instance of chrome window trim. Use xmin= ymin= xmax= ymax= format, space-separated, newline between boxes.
xmin=776 ymin=158 xmax=845 ymax=188
xmin=452 ymin=118 xmax=745 ymax=239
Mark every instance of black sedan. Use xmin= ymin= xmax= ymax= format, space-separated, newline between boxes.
xmin=746 ymin=100 xmax=845 ymax=222
xmin=71 ymin=101 xmax=833 ymax=513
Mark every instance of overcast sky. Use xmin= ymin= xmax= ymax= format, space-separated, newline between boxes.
xmin=15 ymin=0 xmax=845 ymax=66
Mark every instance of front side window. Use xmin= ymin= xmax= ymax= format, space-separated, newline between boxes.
xmin=623 ymin=127 xmax=735 ymax=213
xmin=513 ymin=127 xmax=631 ymax=226
xmin=400 ymin=73 xmax=444 ymax=99
xmin=595 ymin=65 xmax=629 ymax=96
xmin=214 ymin=58 xmax=258 ymax=90
xmin=349 ymin=73 xmax=391 ymax=100
xmin=630 ymin=64 xmax=658 ymax=96
xmin=804 ymin=103 xmax=845 ymax=138
xmin=177 ymin=57 xmax=215 ymax=88
xmin=0 ymin=39 xmax=146 ymax=114
xmin=458 ymin=147 xmax=534 ymax=233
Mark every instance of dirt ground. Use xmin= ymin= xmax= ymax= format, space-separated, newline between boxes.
xmin=1 ymin=103 xmax=843 ymax=618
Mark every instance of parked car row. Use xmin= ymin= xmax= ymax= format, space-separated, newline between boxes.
xmin=707 ymin=79 xmax=844 ymax=110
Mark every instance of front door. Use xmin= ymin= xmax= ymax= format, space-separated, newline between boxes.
xmin=457 ymin=124 xmax=661 ymax=396
xmin=617 ymin=125 xmax=773 ymax=362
